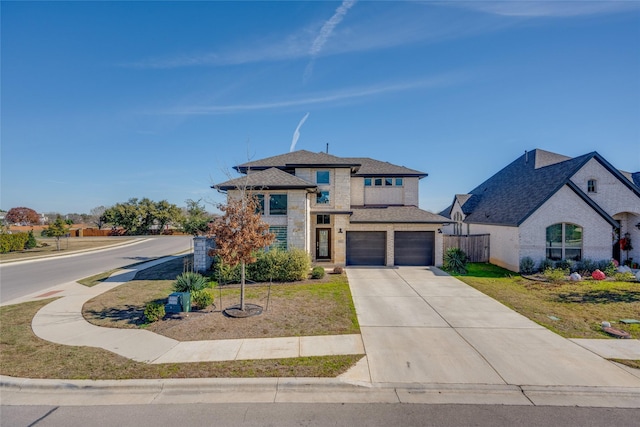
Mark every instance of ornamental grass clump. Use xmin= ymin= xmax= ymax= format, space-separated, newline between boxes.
xmin=543 ymin=267 xmax=569 ymax=283
xmin=173 ymin=272 xmax=209 ymax=293
xmin=444 ymin=248 xmax=468 ymax=274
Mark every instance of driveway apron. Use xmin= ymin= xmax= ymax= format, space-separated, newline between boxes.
xmin=346 ymin=267 xmax=640 ymax=387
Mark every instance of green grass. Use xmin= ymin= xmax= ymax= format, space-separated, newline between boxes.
xmin=448 ymin=263 xmax=640 ymax=339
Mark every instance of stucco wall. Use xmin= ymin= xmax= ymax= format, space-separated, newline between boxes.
xmin=467 ymin=223 xmax=519 ymax=271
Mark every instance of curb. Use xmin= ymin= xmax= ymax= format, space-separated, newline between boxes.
xmin=2 ymin=375 xmax=640 ymax=408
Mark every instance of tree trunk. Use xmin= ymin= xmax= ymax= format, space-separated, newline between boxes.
xmin=56 ymin=237 xmax=61 ymax=251
xmin=240 ymin=261 xmax=246 ymax=311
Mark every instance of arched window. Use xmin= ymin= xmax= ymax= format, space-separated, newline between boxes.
xmin=546 ymin=223 xmax=582 ymax=261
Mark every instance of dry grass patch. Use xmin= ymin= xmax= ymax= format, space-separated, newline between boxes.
xmin=0 ymin=299 xmax=362 ymax=380
xmin=82 ymin=258 xmax=359 ymax=341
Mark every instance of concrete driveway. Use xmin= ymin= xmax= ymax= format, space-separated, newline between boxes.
xmin=346 ymin=267 xmax=640 ymax=387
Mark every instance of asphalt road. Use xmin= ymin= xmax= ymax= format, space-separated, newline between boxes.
xmin=3 ymin=403 xmax=639 ymax=427
xmin=0 ymin=236 xmax=193 ymax=304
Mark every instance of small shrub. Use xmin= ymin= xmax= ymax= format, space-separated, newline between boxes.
xmin=24 ymin=230 xmax=37 ymax=250
xmin=40 ymin=229 xmax=49 ymax=237
xmin=333 ymin=266 xmax=344 ymax=274
xmin=543 ymin=267 xmax=568 ymax=282
xmin=555 ymin=259 xmax=573 ymax=271
xmin=591 ymin=269 xmax=606 ymax=280
xmin=0 ymin=233 xmax=29 ymax=253
xmin=519 ymin=257 xmax=535 ymax=275
xmin=173 ymin=272 xmax=209 ymax=293
xmin=444 ymin=248 xmax=468 ymax=274
xmin=191 ymin=289 xmax=214 ymax=309
xmin=144 ymin=302 xmax=165 ymax=323
xmin=538 ymin=258 xmax=554 ymax=273
xmin=311 ymin=266 xmax=325 ymax=279
xmin=575 ymin=259 xmax=596 ymax=275
xmin=613 ymin=272 xmax=636 ymax=282
xmin=596 ymin=260 xmax=617 ymax=277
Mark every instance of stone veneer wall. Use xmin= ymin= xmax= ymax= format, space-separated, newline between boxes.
xmin=193 ymin=236 xmax=215 ymax=273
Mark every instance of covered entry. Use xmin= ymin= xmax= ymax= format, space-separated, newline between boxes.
xmin=346 ymin=231 xmax=386 ymax=266
xmin=394 ymin=231 xmax=434 ymax=266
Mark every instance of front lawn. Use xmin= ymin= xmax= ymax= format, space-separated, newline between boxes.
xmin=449 ymin=263 xmax=640 ymax=340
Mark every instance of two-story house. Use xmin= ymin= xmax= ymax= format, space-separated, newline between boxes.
xmin=440 ymin=149 xmax=640 ymax=272
xmin=213 ymin=150 xmax=450 ymax=266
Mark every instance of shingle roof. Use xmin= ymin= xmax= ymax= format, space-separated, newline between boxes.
xmin=234 ymin=150 xmax=360 ymax=173
xmin=458 ymin=149 xmax=639 ymax=226
xmin=350 ymin=206 xmax=450 ymax=224
xmin=213 ymin=167 xmax=316 ymax=191
xmin=233 ymin=150 xmax=427 ymax=177
xmin=344 ymin=157 xmax=427 ymax=177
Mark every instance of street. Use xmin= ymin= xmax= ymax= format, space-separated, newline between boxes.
xmin=2 ymin=403 xmax=639 ymax=427
xmin=0 ymin=236 xmax=192 ymax=304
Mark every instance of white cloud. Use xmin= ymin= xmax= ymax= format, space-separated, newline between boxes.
xmin=441 ymin=0 xmax=640 ymax=17
xmin=155 ymin=72 xmax=467 ymax=115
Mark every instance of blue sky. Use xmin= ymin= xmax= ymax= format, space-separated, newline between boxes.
xmin=2 ymin=1 xmax=639 ymax=215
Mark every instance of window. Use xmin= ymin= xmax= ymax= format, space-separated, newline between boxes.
xmin=317 ymin=214 xmax=330 ymax=224
xmin=269 ymin=226 xmax=287 ymax=250
xmin=546 ymin=223 xmax=582 ymax=261
xmin=374 ymin=178 xmax=383 ymax=186
xmin=395 ymin=178 xmax=403 ymax=186
xmin=255 ymin=194 xmax=264 ymax=214
xmin=316 ymin=191 xmax=330 ymax=204
xmin=587 ymin=179 xmax=597 ymax=193
xmin=316 ymin=171 xmax=330 ymax=184
xmin=364 ymin=178 xmax=372 ymax=186
xmin=385 ymin=178 xmax=393 ymax=186
xmin=453 ymin=212 xmax=463 ymax=235
xmin=269 ymin=194 xmax=287 ymax=215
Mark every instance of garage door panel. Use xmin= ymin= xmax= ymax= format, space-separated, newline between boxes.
xmin=347 ymin=232 xmax=386 ymax=266
xmin=394 ymin=231 xmax=434 ymax=266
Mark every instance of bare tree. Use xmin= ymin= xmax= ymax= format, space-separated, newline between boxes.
xmin=208 ymin=194 xmax=274 ymax=313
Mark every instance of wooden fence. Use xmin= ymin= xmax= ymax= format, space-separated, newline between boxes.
xmin=443 ymin=234 xmax=490 ymax=263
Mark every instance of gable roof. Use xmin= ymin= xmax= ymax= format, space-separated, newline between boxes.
xmin=213 ymin=167 xmax=317 ymax=191
xmin=458 ymin=149 xmax=639 ymax=227
xmin=232 ymin=150 xmax=427 ymax=177
xmin=350 ymin=206 xmax=450 ymax=224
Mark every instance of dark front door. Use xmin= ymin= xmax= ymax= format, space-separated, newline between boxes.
xmin=316 ymin=228 xmax=331 ymax=260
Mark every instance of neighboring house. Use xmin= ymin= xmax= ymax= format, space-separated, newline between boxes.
xmin=213 ymin=150 xmax=450 ymax=266
xmin=440 ymin=149 xmax=640 ymax=272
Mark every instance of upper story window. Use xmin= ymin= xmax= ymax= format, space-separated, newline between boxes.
xmin=587 ymin=179 xmax=597 ymax=193
xmin=316 ymin=171 xmax=330 ymax=184
xmin=546 ymin=223 xmax=582 ymax=261
xmin=316 ymin=191 xmax=330 ymax=204
xmin=453 ymin=212 xmax=463 ymax=235
xmin=269 ymin=194 xmax=287 ymax=215
xmin=366 ymin=177 xmax=404 ymax=187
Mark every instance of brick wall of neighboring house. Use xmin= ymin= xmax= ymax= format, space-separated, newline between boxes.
xmin=520 ymin=185 xmax=614 ymax=266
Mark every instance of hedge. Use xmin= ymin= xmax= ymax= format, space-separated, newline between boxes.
xmin=0 ymin=233 xmax=29 ymax=253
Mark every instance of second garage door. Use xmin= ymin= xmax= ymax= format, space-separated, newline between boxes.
xmin=394 ymin=231 xmax=434 ymax=266
xmin=346 ymin=231 xmax=386 ymax=266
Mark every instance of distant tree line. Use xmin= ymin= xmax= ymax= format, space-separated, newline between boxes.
xmin=2 ymin=199 xmax=216 ymax=237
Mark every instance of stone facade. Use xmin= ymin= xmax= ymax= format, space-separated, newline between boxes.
xmin=193 ymin=236 xmax=215 ymax=273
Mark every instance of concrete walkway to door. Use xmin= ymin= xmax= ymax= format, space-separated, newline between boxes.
xmin=345 ymin=267 xmax=640 ymax=388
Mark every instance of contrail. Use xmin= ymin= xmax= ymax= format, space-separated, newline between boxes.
xmin=290 ymin=112 xmax=310 ymax=152
xmin=304 ymin=0 xmax=357 ymax=82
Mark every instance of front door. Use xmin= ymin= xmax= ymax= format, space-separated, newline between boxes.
xmin=316 ymin=228 xmax=331 ymax=260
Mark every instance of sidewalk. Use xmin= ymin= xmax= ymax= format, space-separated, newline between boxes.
xmin=2 ymin=262 xmax=640 ymax=408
